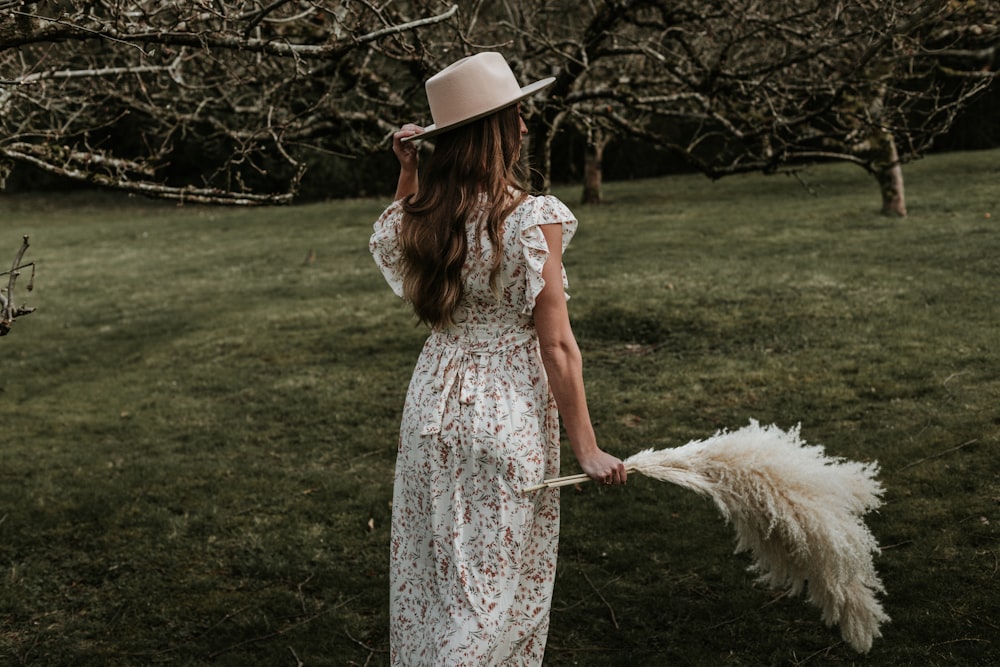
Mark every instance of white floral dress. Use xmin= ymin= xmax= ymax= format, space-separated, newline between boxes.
xmin=370 ymin=194 xmax=577 ymax=666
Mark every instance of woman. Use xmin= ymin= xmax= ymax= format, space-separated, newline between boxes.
xmin=370 ymin=52 xmax=626 ymax=666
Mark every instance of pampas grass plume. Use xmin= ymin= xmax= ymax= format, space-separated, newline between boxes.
xmin=624 ymin=420 xmax=888 ymax=653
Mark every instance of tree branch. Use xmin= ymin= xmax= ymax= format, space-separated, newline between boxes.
xmin=6 ymin=4 xmax=459 ymax=61
xmin=1 ymin=146 xmax=295 ymax=204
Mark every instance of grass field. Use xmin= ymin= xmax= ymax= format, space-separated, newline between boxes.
xmin=0 ymin=149 xmax=997 ymax=666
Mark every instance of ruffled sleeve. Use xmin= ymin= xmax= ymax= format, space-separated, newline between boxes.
xmin=519 ymin=195 xmax=578 ymax=313
xmin=369 ymin=199 xmax=406 ymax=299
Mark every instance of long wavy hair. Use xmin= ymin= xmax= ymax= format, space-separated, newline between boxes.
xmin=399 ymin=104 xmax=528 ymax=329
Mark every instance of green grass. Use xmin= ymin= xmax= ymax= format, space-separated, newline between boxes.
xmin=0 ymin=150 xmax=997 ymax=666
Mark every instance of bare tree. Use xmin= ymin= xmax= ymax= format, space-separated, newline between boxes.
xmin=2 ymin=1 xmax=994 ymax=210
xmin=1 ymin=1 xmax=459 ymax=204
xmin=615 ymin=0 xmax=998 ymax=217
xmin=465 ymin=0 xmax=997 ymax=213
xmin=0 ymin=234 xmax=34 ymax=336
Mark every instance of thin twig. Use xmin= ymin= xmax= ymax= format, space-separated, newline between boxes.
xmin=578 ymin=567 xmax=620 ymax=630
xmin=344 ymin=626 xmax=389 ymax=659
xmin=927 ymin=637 xmax=991 ymax=649
xmin=896 ymin=439 xmax=979 ymax=473
xmin=355 ymin=4 xmax=458 ymax=45
xmin=11 ymin=10 xmax=153 ymax=55
xmin=207 ymin=608 xmax=332 ymax=659
xmin=14 ymin=64 xmax=173 ymax=85
xmin=286 ymin=645 xmax=304 ymax=667
xmin=703 ymin=611 xmax=752 ymax=631
xmin=948 ymin=600 xmax=1000 ymax=630
xmin=879 ymin=540 xmax=914 ymax=551
xmin=241 ymin=0 xmax=297 ymax=38
xmin=790 ymin=643 xmax=840 ymax=666
xmin=296 ymin=572 xmax=315 ymax=614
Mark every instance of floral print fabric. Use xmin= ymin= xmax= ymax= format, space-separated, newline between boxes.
xmin=370 ymin=194 xmax=577 ymax=666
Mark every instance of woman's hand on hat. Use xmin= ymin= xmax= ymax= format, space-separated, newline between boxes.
xmin=393 ymin=124 xmax=423 ymax=172
xmin=391 ymin=124 xmax=422 ymax=200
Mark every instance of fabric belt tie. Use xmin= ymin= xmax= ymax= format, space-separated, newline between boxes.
xmin=420 ymin=327 xmax=534 ymax=436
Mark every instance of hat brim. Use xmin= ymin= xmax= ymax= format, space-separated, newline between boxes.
xmin=402 ymin=77 xmax=555 ymax=142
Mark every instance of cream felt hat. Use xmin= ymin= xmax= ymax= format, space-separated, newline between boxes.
xmin=403 ymin=52 xmax=555 ymax=142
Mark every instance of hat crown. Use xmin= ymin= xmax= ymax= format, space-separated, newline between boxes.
xmin=425 ymin=52 xmax=526 ymax=129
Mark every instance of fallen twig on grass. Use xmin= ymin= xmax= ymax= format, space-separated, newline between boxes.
xmin=896 ymin=439 xmax=979 ymax=473
xmin=577 ymin=565 xmax=621 ymax=630
xmin=207 ymin=608 xmax=332 ymax=659
xmin=344 ymin=626 xmax=388 ymax=666
xmin=286 ymin=645 xmax=304 ymax=667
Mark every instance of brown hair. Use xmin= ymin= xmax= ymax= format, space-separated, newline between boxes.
xmin=399 ymin=104 xmax=528 ymax=328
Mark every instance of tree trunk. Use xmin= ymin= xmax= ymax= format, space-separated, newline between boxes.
xmin=855 ymin=131 xmax=907 ymax=217
xmin=876 ymin=159 xmax=907 ymax=217
xmin=528 ymin=108 xmax=563 ymax=195
xmin=581 ymin=130 xmax=610 ymax=205
xmin=874 ymin=134 xmax=907 ymax=217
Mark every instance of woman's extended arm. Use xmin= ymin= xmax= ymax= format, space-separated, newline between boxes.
xmin=534 ymin=222 xmax=627 ymax=486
